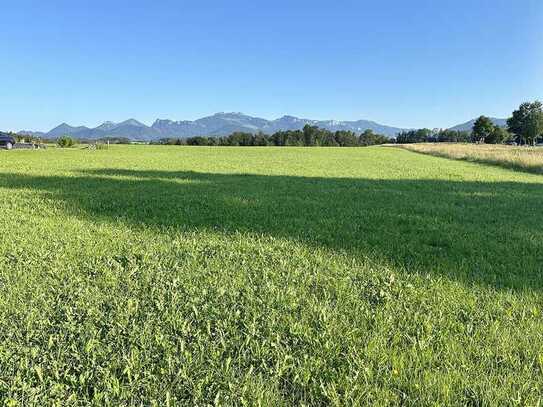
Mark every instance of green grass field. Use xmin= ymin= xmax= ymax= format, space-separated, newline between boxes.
xmin=1 ymin=146 xmax=542 ymax=405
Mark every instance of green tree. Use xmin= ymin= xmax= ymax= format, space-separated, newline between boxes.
xmin=485 ymin=126 xmax=511 ymax=144
xmin=284 ymin=130 xmax=304 ymax=146
xmin=359 ymin=129 xmax=389 ymax=146
xmin=57 ymin=135 xmax=75 ymax=148
xmin=321 ymin=132 xmax=339 ymax=146
xmin=252 ymin=132 xmax=269 ymax=146
xmin=471 ymin=116 xmax=494 ymax=143
xmin=396 ymin=129 xmax=432 ymax=144
xmin=437 ymin=129 xmax=470 ymax=143
xmin=207 ymin=137 xmax=219 ymax=146
xmin=507 ymin=101 xmax=543 ymax=145
xmin=302 ymin=125 xmax=318 ymax=146
xmin=524 ymin=110 xmax=543 ymax=146
xmin=270 ymin=131 xmax=287 ymax=146
xmin=334 ymin=130 xmax=358 ymax=147
xmin=227 ymin=132 xmax=253 ymax=146
xmin=186 ymin=136 xmax=210 ymax=145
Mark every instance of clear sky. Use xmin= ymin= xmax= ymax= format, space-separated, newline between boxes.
xmin=2 ymin=0 xmax=542 ymax=131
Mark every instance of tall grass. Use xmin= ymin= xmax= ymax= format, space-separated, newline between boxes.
xmin=400 ymin=143 xmax=543 ymax=174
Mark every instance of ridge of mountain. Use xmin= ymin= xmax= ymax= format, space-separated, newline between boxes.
xmin=37 ymin=113 xmax=407 ymax=139
xmin=15 ymin=114 xmax=510 ymax=140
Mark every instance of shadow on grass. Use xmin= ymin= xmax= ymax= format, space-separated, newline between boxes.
xmin=1 ymin=168 xmax=542 ymax=290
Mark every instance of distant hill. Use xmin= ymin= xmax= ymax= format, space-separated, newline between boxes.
xmin=449 ymin=117 xmax=508 ymax=132
xmin=24 ymin=113 xmax=408 ymax=140
xmin=47 ymin=123 xmax=92 ymax=138
xmin=94 ymin=119 xmax=160 ymax=140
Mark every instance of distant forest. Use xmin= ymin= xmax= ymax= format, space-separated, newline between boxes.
xmin=153 ymin=126 xmax=472 ymax=147
xmin=153 ymin=125 xmax=390 ymax=147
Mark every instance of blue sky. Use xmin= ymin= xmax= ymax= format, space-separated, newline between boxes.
xmin=1 ymin=0 xmax=542 ymax=131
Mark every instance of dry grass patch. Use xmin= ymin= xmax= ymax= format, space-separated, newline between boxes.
xmin=400 ymin=143 xmax=543 ymax=174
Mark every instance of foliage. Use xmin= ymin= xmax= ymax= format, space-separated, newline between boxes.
xmin=395 ymin=102 xmax=543 ymax=146
xmin=57 ymin=135 xmax=75 ymax=148
xmin=524 ymin=110 xmax=543 ymax=145
xmin=154 ymin=125 xmax=390 ymax=147
xmin=507 ymin=101 xmax=543 ymax=145
xmin=0 ymin=146 xmax=542 ymax=404
xmin=395 ymin=129 xmax=470 ymax=144
xmin=485 ymin=126 xmax=511 ymax=144
xmin=358 ymin=129 xmax=390 ymax=146
xmin=436 ymin=129 xmax=471 ymax=143
xmin=396 ymin=128 xmax=433 ymax=143
xmin=471 ymin=116 xmax=495 ymax=143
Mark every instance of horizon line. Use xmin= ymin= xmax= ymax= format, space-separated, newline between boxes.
xmin=12 ymin=111 xmax=509 ymax=134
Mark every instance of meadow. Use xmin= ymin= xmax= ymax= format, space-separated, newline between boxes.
xmin=401 ymin=143 xmax=543 ymax=174
xmin=0 ymin=145 xmax=542 ymax=405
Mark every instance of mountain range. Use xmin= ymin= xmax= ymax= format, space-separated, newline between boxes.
xmin=17 ymin=113 xmax=407 ymax=140
xmin=15 ymin=113 xmax=508 ymax=140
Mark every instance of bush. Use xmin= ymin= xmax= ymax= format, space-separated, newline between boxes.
xmin=57 ymin=135 xmax=75 ymax=148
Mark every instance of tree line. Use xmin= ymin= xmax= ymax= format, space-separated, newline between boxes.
xmin=398 ymin=101 xmax=543 ymax=145
xmin=152 ymin=125 xmax=390 ymax=147
xmin=396 ymin=129 xmax=471 ymax=144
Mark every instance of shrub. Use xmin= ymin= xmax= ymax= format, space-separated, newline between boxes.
xmin=57 ymin=135 xmax=75 ymax=148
